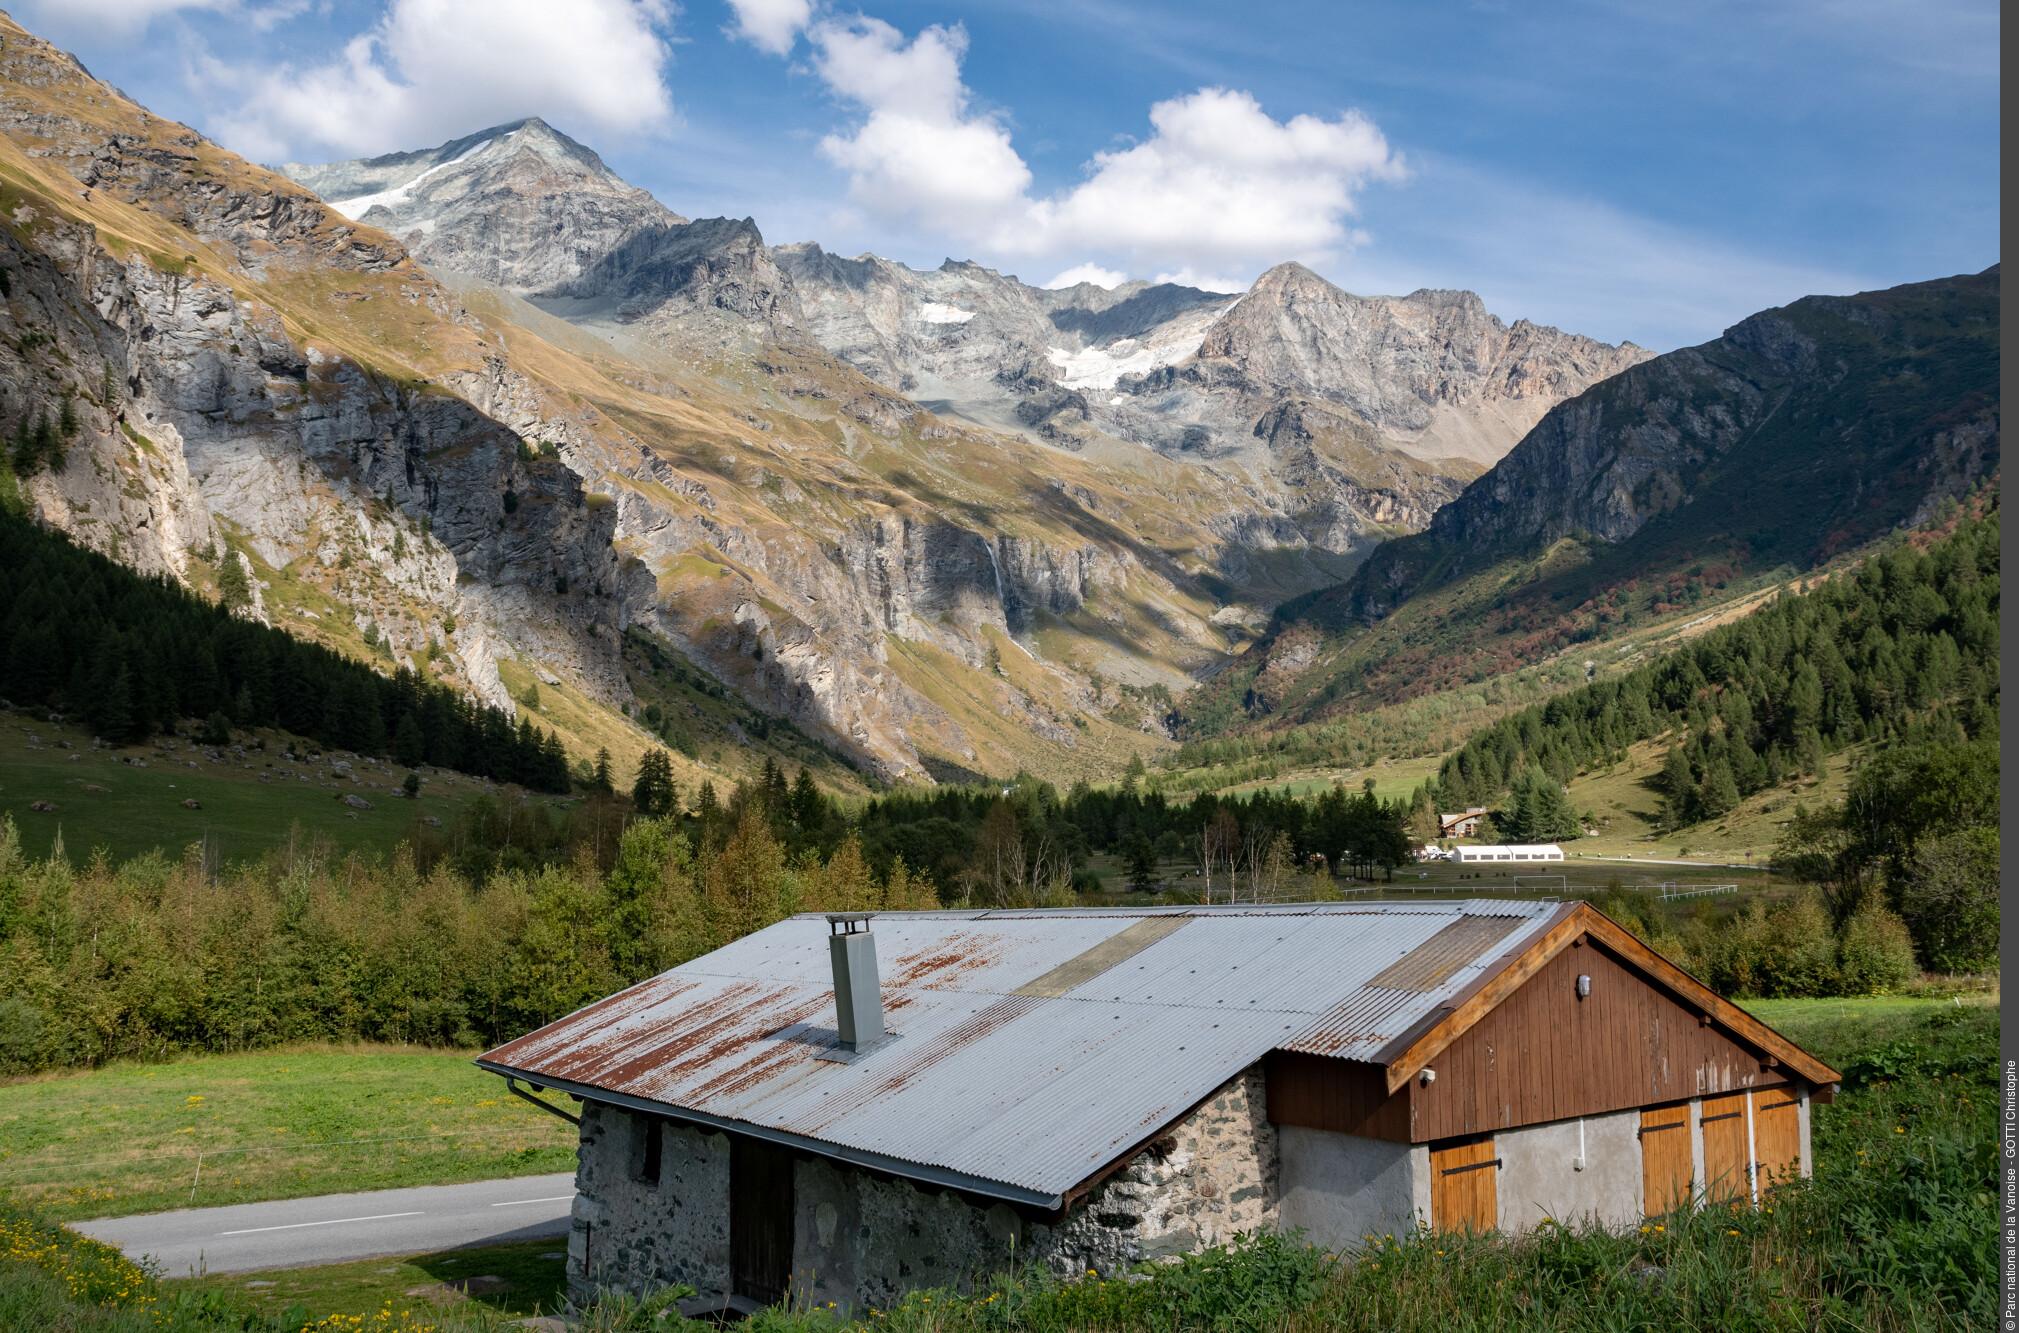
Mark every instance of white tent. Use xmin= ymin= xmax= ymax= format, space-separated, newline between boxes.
xmin=1451 ymin=844 xmax=1564 ymax=863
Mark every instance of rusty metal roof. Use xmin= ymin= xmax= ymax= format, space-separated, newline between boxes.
xmin=478 ymin=901 xmax=1566 ymax=1206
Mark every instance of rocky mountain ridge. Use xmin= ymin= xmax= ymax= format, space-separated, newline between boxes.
xmin=286 ymin=126 xmax=1652 ymax=585
xmin=0 ymin=17 xmax=1279 ymax=786
xmin=282 ymin=118 xmax=688 ymax=295
xmin=1176 ymin=266 xmax=2001 ymax=735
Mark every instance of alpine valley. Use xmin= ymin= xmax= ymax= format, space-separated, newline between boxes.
xmin=0 ymin=13 xmax=1995 ymax=796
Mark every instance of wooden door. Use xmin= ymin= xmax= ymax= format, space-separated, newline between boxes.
xmin=731 ymin=1137 xmax=794 ymax=1306
xmin=1700 ymin=1092 xmax=1751 ymax=1205
xmin=1753 ymin=1091 xmax=1801 ymax=1192
xmin=1430 ymin=1137 xmax=1498 ymax=1233
xmin=1638 ymin=1103 xmax=1693 ymax=1216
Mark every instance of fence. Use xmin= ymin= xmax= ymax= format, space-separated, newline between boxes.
xmin=1655 ymin=882 xmax=1740 ymax=901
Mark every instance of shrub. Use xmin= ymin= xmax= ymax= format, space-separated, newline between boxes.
xmin=1834 ymin=904 xmax=1919 ymax=994
xmin=1898 ymin=827 xmax=2000 ymax=971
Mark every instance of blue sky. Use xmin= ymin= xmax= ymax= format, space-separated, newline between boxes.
xmin=26 ymin=0 xmax=1998 ymax=350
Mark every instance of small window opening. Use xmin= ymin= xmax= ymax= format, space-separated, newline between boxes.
xmin=635 ymin=1114 xmax=662 ymax=1185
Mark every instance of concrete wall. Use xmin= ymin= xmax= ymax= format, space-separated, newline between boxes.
xmin=1277 ymin=1126 xmax=1426 ymax=1251
xmin=1797 ymin=1083 xmax=1813 ymax=1178
xmin=1494 ymin=1110 xmax=1640 ymax=1232
xmin=567 ymin=1104 xmax=730 ymax=1305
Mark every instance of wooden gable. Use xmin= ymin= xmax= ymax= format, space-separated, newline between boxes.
xmin=1268 ymin=903 xmax=1840 ymax=1144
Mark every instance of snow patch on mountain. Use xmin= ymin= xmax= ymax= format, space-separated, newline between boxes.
xmin=328 ymin=137 xmax=497 ymax=220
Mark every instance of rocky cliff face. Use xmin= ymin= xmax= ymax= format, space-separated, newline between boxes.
xmin=1150 ymin=263 xmax=1653 ymax=464
xmin=282 ymin=124 xmax=1651 ymax=606
xmin=0 ymin=18 xmax=1683 ymax=788
xmin=772 ymin=249 xmax=1649 ymax=568
xmin=1328 ymin=266 xmax=2002 ymax=623
xmin=281 ymin=118 xmax=686 ymax=295
xmin=0 ymin=18 xmax=1243 ymax=785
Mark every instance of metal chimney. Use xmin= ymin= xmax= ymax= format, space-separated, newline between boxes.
xmin=827 ymin=913 xmax=886 ymax=1055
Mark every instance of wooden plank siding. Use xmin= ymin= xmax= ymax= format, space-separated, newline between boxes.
xmin=1268 ymin=937 xmax=1791 ymax=1143
xmin=1404 ymin=938 xmax=1789 ymax=1141
xmin=1700 ymin=1092 xmax=1752 ymax=1204
xmin=1265 ymin=1052 xmax=1416 ymax=1141
xmin=1380 ymin=904 xmax=1841 ymax=1096
xmin=1638 ymin=1104 xmax=1693 ymax=1216
xmin=1754 ymin=1091 xmax=1802 ymax=1192
xmin=1429 ymin=1138 xmax=1498 ymax=1232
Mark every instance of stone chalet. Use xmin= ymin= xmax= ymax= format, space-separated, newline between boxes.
xmin=477 ymin=902 xmax=1840 ymax=1314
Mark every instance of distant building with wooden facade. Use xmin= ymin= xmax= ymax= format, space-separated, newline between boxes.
xmin=481 ymin=901 xmax=1840 ymax=1314
xmin=1440 ymin=807 xmax=1489 ymax=838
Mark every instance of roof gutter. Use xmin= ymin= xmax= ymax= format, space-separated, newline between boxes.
xmin=474 ymin=1059 xmax=1065 ymax=1211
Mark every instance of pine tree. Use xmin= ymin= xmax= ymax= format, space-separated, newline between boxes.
xmin=593 ymin=747 xmax=614 ymax=796
xmin=696 ymin=779 xmax=719 ymax=826
xmin=632 ymin=747 xmax=675 ymax=816
xmin=394 ymin=711 xmax=425 ymax=768
xmin=1698 ymin=757 xmax=1741 ymax=820
xmin=203 ymin=710 xmax=231 ymax=746
xmin=1124 ymin=832 xmax=1158 ymax=892
xmin=10 ymin=411 xmax=38 ymax=476
xmin=95 ymin=665 xmax=134 ymax=743
xmin=788 ymin=767 xmax=824 ymax=831
xmin=58 ymin=395 xmax=78 ymax=440
xmin=216 ymin=555 xmax=252 ymax=612
xmin=31 ymin=409 xmax=57 ymax=473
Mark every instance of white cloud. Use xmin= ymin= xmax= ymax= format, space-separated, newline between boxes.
xmin=1044 ymin=263 xmax=1128 ymax=290
xmin=1014 ymin=89 xmax=1401 ymax=276
xmin=722 ymin=0 xmax=811 ymax=55
xmin=202 ymin=0 xmax=676 ymax=163
xmin=807 ymin=17 xmax=1030 ymax=230
xmin=753 ymin=12 xmax=1400 ymax=289
xmin=1151 ymin=268 xmax=1249 ymax=294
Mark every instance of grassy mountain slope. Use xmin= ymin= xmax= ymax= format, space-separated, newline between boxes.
xmin=1180 ymin=269 xmax=2000 ymax=736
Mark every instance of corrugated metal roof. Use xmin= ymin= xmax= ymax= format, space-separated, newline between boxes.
xmin=479 ymin=901 xmax=1564 ymax=1204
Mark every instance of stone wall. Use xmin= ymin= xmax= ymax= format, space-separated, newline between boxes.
xmin=567 ymin=1103 xmax=730 ymax=1305
xmin=569 ymin=1064 xmax=1281 ymax=1313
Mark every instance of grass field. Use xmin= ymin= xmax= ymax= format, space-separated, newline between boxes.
xmin=0 ymin=711 xmax=499 ymax=866
xmin=0 ymin=1047 xmax=577 ymax=1222
xmin=178 ymin=1237 xmax=569 ymax=1322
xmin=1741 ymin=991 xmax=2000 ymax=1033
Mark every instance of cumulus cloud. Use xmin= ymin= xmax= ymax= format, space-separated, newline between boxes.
xmin=739 ymin=8 xmax=1400 ymax=287
xmin=723 ymin=0 xmax=812 ymax=55
xmin=203 ymin=0 xmax=676 ymax=163
xmin=807 ymin=17 xmax=1031 ymax=230
xmin=1015 ymin=89 xmax=1402 ymax=272
xmin=1044 ymin=263 xmax=1129 ymax=290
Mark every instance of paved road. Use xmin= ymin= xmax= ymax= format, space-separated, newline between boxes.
xmin=76 ymin=1173 xmax=577 ymax=1277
